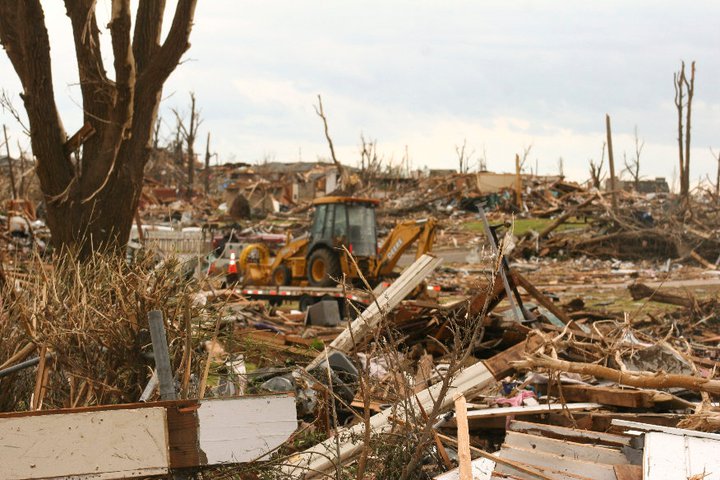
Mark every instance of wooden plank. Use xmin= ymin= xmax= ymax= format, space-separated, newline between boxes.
xmin=284 ymin=359 xmax=494 ymax=478
xmin=0 ymin=407 xmax=169 ymax=480
xmin=446 ymin=403 xmax=603 ymax=428
xmin=504 ymin=431 xmax=629 ymax=465
xmin=492 ymin=463 xmax=584 ymax=480
xmin=284 ymin=338 xmax=541 ymax=478
xmin=434 ymin=457 xmax=495 ymax=480
xmin=166 ymin=400 xmax=202 ymax=468
xmin=512 ymin=271 xmax=572 ymax=324
xmin=613 ymin=465 xmax=642 ymax=480
xmin=307 ymin=254 xmax=442 ymax=369
xmin=197 ymin=395 xmax=297 ymax=464
xmin=508 ymin=420 xmax=632 ymax=447
xmin=498 ymin=445 xmax=617 ymax=480
xmin=547 ymin=384 xmax=686 ymax=409
xmin=454 ymin=395 xmax=473 ymax=480
xmin=643 ymin=432 xmax=720 ymax=480
xmin=612 ymin=419 xmax=720 ymax=441
xmin=437 ymin=432 xmax=555 ymax=480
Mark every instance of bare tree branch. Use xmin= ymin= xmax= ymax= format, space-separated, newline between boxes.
xmin=314 ymin=94 xmax=344 ymax=179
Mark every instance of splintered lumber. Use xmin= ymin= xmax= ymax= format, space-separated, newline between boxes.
xmin=0 ymin=395 xmax=297 ymax=476
xmin=508 ymin=420 xmax=632 ymax=447
xmin=0 ymin=407 xmax=170 ymax=479
xmin=284 ymin=337 xmax=541 ymax=478
xmin=628 ymin=282 xmax=695 ymax=308
xmin=445 ymin=402 xmax=602 ymax=428
xmin=436 ymin=433 xmax=554 ymax=480
xmin=496 ymin=445 xmax=618 ymax=480
xmin=515 ymin=354 xmax=720 ymax=395
xmin=613 ymin=465 xmax=643 ymax=480
xmin=454 ymin=395 xmax=472 ymax=480
xmin=307 ymin=254 xmax=442 ymax=369
xmin=504 ymin=431 xmax=630 ymax=465
xmin=546 ymin=384 xmax=693 ymax=409
xmin=511 ymin=271 xmax=572 ymax=324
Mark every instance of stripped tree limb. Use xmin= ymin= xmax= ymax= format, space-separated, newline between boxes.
xmin=514 ymin=353 xmax=720 ymax=395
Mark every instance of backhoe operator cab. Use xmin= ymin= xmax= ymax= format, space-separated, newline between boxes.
xmin=306 ymin=197 xmax=379 ymax=286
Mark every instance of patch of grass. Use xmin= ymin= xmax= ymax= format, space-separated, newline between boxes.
xmin=463 ymin=217 xmax=589 ymax=237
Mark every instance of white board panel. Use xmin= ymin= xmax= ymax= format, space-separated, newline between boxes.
xmin=643 ymin=432 xmax=720 ymax=480
xmin=198 ymin=395 xmax=297 ymax=464
xmin=0 ymin=407 xmax=169 ymax=480
xmin=434 ymin=457 xmax=495 ymax=480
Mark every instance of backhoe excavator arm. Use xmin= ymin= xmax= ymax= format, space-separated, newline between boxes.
xmin=373 ymin=218 xmax=437 ymax=278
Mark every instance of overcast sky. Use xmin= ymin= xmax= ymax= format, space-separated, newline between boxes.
xmin=1 ymin=1 xmax=719 ymax=186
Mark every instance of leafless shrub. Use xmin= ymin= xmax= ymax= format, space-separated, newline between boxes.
xmin=0 ymin=250 xmax=206 ymax=410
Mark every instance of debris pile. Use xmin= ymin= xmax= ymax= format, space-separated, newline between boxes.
xmin=0 ymin=163 xmax=719 ymax=479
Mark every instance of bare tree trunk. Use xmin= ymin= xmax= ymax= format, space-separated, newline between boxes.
xmin=684 ymin=62 xmax=695 ymax=199
xmin=674 ymin=66 xmax=685 ymax=196
xmin=204 ymin=131 xmax=211 ymax=195
xmin=716 ymin=152 xmax=720 ymax=200
xmin=674 ymin=61 xmax=695 ymax=202
xmin=152 ymin=117 xmax=161 ymax=149
xmin=605 ymin=114 xmax=617 ymax=213
xmin=314 ymin=94 xmax=345 ymax=181
xmin=589 ymin=141 xmax=606 ymax=189
xmin=514 ymin=153 xmax=522 ymax=209
xmin=0 ymin=0 xmax=197 ymax=257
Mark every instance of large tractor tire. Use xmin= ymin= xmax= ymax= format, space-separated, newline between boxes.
xmin=306 ymin=248 xmax=341 ymax=287
xmin=271 ymin=264 xmax=292 ymax=286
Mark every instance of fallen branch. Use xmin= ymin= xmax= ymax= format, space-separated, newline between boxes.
xmin=628 ymin=282 xmax=695 ymax=308
xmin=514 ymin=353 xmax=720 ymax=395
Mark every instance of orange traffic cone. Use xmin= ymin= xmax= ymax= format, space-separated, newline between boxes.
xmin=226 ymin=251 xmax=239 ymax=285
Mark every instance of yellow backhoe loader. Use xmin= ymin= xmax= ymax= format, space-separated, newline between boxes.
xmin=238 ymin=196 xmax=436 ymax=287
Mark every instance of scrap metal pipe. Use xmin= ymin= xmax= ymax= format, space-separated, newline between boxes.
xmin=0 ymin=352 xmax=52 ymax=379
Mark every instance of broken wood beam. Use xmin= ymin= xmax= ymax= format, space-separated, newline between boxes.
xmin=307 ymin=254 xmax=442 ymax=370
xmin=546 ymin=384 xmax=692 ymax=409
xmin=284 ymin=336 xmax=543 ymax=478
xmin=454 ymin=394 xmax=472 ymax=480
xmin=435 ymin=432 xmax=554 ymax=480
xmin=511 ymin=271 xmax=573 ymax=324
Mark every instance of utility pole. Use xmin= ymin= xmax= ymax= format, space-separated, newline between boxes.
xmin=605 ymin=114 xmax=618 ymax=213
